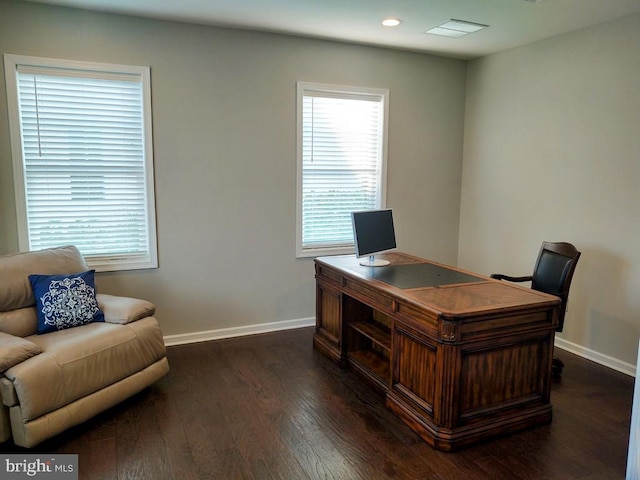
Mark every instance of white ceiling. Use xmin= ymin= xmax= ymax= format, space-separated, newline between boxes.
xmin=24 ymin=0 xmax=640 ymax=59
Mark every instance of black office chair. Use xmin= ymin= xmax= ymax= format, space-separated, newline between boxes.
xmin=491 ymin=241 xmax=581 ymax=376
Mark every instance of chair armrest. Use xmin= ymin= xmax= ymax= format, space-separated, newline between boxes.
xmin=0 ymin=332 xmax=42 ymax=372
xmin=490 ymin=274 xmax=533 ymax=283
xmin=96 ymin=293 xmax=156 ymax=325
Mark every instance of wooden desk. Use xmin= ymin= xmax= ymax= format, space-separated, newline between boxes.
xmin=313 ymin=252 xmax=561 ymax=451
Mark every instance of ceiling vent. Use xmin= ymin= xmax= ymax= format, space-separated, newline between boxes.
xmin=425 ymin=19 xmax=489 ymax=38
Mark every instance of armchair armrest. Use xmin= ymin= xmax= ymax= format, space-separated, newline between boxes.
xmin=96 ymin=293 xmax=156 ymax=325
xmin=0 ymin=332 xmax=42 ymax=372
xmin=490 ymin=273 xmax=533 ymax=283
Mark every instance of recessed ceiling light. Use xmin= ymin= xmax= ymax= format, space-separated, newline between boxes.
xmin=382 ymin=18 xmax=402 ymax=27
xmin=425 ymin=19 xmax=488 ymax=37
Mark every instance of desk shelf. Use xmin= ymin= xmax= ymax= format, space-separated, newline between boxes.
xmin=348 ymin=349 xmax=390 ymax=389
xmin=350 ymin=321 xmax=391 ymax=352
xmin=347 ymin=313 xmax=392 ymax=389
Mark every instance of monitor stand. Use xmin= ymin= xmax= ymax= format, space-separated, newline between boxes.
xmin=359 ymin=255 xmax=390 ymax=267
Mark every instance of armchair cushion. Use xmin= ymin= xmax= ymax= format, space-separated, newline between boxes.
xmin=97 ymin=294 xmax=156 ymax=325
xmin=0 ymin=246 xmax=88 ymax=314
xmin=0 ymin=308 xmax=39 ymax=338
xmin=29 ymin=270 xmax=104 ymax=334
xmin=5 ymin=318 xmax=166 ymax=422
xmin=0 ymin=333 xmax=41 ymax=372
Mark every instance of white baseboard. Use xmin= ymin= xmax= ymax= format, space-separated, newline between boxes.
xmin=163 ymin=317 xmax=316 ymax=347
xmin=555 ymin=337 xmax=636 ymax=377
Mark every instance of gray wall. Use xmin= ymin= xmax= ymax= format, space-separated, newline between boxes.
xmin=460 ymin=14 xmax=640 ymax=369
xmin=0 ymin=1 xmax=467 ymax=338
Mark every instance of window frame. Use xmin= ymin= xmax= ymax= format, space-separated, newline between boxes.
xmin=4 ymin=54 xmax=158 ymax=272
xmin=296 ymin=81 xmax=389 ymax=258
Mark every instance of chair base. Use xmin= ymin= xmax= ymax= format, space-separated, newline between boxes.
xmin=552 ymin=357 xmax=564 ymax=377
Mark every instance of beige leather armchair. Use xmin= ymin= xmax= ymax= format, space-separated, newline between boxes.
xmin=0 ymin=246 xmax=169 ymax=448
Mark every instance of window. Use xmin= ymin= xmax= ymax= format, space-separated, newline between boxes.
xmin=4 ymin=54 xmax=157 ymax=271
xmin=296 ymin=82 xmax=389 ymax=258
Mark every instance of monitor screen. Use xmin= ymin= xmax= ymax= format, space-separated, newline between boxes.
xmin=351 ymin=209 xmax=396 ymax=266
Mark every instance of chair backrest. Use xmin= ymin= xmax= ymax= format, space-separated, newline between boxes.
xmin=0 ymin=245 xmax=88 ymax=337
xmin=531 ymin=241 xmax=581 ymax=332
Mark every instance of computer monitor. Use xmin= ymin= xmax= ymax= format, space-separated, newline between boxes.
xmin=351 ymin=209 xmax=397 ymax=267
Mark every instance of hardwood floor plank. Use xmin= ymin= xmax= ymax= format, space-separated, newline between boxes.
xmin=85 ymin=438 xmax=118 ymax=480
xmin=149 ymin=384 xmax=199 ymax=480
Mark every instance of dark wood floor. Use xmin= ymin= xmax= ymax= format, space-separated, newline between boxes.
xmin=1 ymin=327 xmax=634 ymax=479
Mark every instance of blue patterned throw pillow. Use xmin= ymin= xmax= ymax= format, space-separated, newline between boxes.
xmin=29 ymin=270 xmax=105 ymax=334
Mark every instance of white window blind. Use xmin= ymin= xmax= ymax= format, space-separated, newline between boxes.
xmin=5 ymin=55 xmax=157 ymax=271
xmin=296 ymin=82 xmax=388 ymax=257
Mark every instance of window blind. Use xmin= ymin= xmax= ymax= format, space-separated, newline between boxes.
xmin=300 ymin=88 xmax=386 ymax=252
xmin=15 ymin=66 xmax=152 ymax=263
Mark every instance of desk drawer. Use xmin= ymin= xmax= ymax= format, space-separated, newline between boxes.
xmin=396 ymin=303 xmax=439 ymax=330
xmin=343 ymin=278 xmax=395 ymax=313
xmin=315 ymin=264 xmax=343 ymax=287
